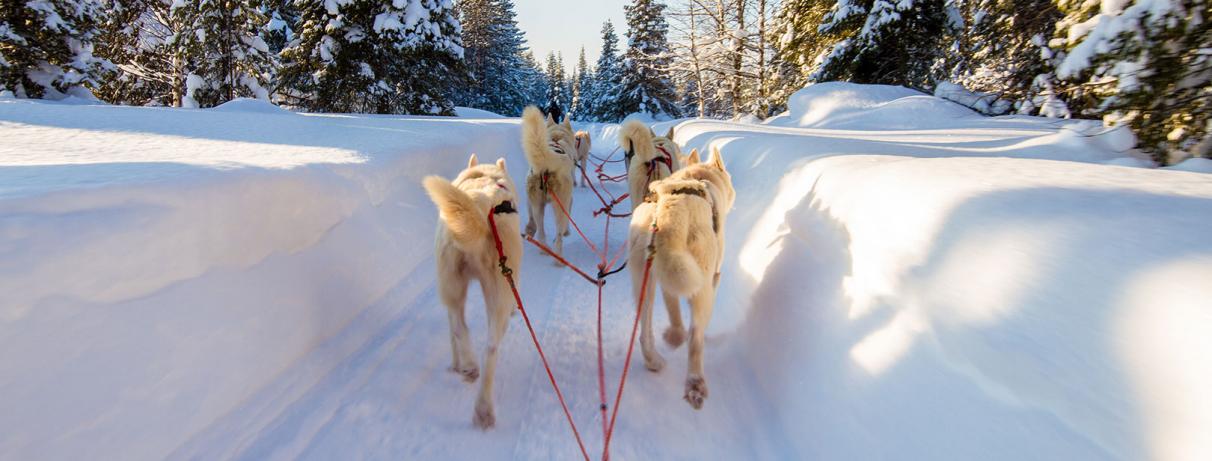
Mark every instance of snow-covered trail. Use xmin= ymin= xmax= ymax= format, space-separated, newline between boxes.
xmin=167 ymin=154 xmax=789 ymax=460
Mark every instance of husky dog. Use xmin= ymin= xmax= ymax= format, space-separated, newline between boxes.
xmin=627 ymin=146 xmax=735 ymax=410
xmin=422 ymin=154 xmax=523 ymax=429
xmin=619 ymin=121 xmax=682 ymax=211
xmin=521 ymin=106 xmax=576 ymax=256
xmin=572 ymin=130 xmax=592 ymax=187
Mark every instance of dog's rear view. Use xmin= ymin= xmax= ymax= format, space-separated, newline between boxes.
xmin=422 ymin=154 xmax=522 ymax=429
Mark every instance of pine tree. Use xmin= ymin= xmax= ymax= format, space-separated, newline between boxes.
xmin=590 ymin=20 xmax=623 ymax=121
xmin=1 ymin=0 xmax=109 ymax=98
xmin=813 ymin=0 xmax=951 ymax=90
xmin=279 ymin=0 xmax=466 ymax=114
xmin=768 ymin=0 xmax=832 ymax=112
xmin=1048 ymin=0 xmax=1211 ymax=164
xmin=619 ymin=0 xmax=680 ymax=119
xmin=261 ymin=0 xmax=298 ymax=55
xmin=171 ymin=0 xmax=275 ymax=108
xmin=570 ymin=46 xmax=592 ymax=120
xmin=945 ymin=0 xmax=1061 ymax=115
xmin=543 ymin=51 xmax=567 ymax=120
xmin=519 ymin=49 xmax=546 ymax=106
xmin=455 ymin=0 xmax=530 ymax=115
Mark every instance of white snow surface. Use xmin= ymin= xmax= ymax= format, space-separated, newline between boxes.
xmin=2 ymin=84 xmax=1211 ymax=460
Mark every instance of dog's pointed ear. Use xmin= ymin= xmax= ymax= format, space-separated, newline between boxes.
xmin=546 ymin=113 xmax=555 ymax=125
xmin=687 ymin=148 xmax=701 ymax=165
xmin=496 ymin=157 xmax=507 ymax=171
xmin=468 ymin=153 xmax=479 ymax=168
xmin=562 ymin=116 xmax=572 ymax=130
xmin=665 ymin=126 xmax=675 ymax=140
xmin=709 ymin=146 xmax=726 ymax=170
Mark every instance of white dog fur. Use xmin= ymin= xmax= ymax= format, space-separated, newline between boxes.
xmin=422 ymin=154 xmax=523 ymax=429
xmin=627 ymin=146 xmax=735 ymax=410
xmin=521 ymin=106 xmax=576 ymax=256
xmin=571 ymin=130 xmax=592 ymax=187
xmin=619 ymin=121 xmax=682 ymax=211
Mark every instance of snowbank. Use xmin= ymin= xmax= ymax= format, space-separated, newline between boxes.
xmin=0 ymin=99 xmax=522 ymax=460
xmin=668 ymin=85 xmax=1212 ymax=459
xmin=454 ymin=106 xmax=506 ymax=118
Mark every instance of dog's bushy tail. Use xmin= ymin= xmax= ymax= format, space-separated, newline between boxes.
xmin=619 ymin=120 xmax=655 ymax=162
xmin=423 ymin=176 xmax=487 ymax=249
xmin=650 ymin=180 xmax=710 ymax=296
xmin=521 ymin=106 xmax=549 ymax=169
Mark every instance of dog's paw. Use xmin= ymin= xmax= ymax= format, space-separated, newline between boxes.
xmin=644 ymin=353 xmax=665 ymax=372
xmin=451 ymin=364 xmax=479 ymax=383
xmin=684 ymin=376 xmax=708 ymax=410
xmin=524 ymin=221 xmax=536 ymax=238
xmin=473 ymin=403 xmax=495 ymax=430
xmin=563 ymin=229 xmax=570 ymax=237
xmin=663 ymin=326 xmax=686 ymax=348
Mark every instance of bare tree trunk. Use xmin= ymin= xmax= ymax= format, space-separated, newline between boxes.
xmin=732 ymin=0 xmax=746 ymax=116
xmin=689 ymin=4 xmax=706 ymax=117
xmin=757 ymin=0 xmax=767 ymax=116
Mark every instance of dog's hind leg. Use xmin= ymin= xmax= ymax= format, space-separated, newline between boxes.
xmin=552 ymin=191 xmax=569 ymax=256
xmin=473 ymin=279 xmax=512 ymax=429
xmin=634 ymin=259 xmax=664 ymax=372
xmin=439 ymin=265 xmax=478 ymax=382
xmin=662 ymin=289 xmax=686 ymax=348
xmin=684 ymin=285 xmax=715 ymax=409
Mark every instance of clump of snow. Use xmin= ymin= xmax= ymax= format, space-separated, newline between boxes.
xmin=934 ymin=81 xmax=1012 ymax=115
xmin=210 ymin=98 xmax=292 ymax=114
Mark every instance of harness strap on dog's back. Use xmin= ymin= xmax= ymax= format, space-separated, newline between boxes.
xmin=660 ymin=186 xmax=720 ymax=234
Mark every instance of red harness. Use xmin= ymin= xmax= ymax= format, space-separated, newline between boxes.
xmin=646 ymin=145 xmax=674 ymax=179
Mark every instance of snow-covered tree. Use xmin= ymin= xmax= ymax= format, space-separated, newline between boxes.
xmin=813 ymin=0 xmax=952 ymax=90
xmin=1 ymin=0 xmax=110 ymax=98
xmin=588 ymin=19 xmax=623 ymax=121
xmin=279 ymin=0 xmax=466 ymax=114
xmin=518 ymin=48 xmax=546 ymax=106
xmin=569 ymin=46 xmax=592 ymax=120
xmin=170 ymin=0 xmax=275 ymax=107
xmin=767 ymin=0 xmax=832 ymax=112
xmin=1045 ymin=0 xmax=1210 ymax=164
xmin=455 ymin=0 xmax=530 ymax=115
xmin=619 ymin=0 xmax=680 ymax=118
xmin=261 ymin=0 xmax=298 ymax=54
xmin=945 ymin=0 xmax=1061 ymax=114
xmin=543 ymin=51 xmax=568 ymax=119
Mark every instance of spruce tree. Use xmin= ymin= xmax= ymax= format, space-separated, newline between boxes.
xmin=813 ymin=0 xmax=951 ymax=90
xmin=455 ymin=0 xmax=529 ymax=115
xmin=570 ymin=46 xmax=592 ymax=120
xmin=590 ymin=20 xmax=623 ymax=121
xmin=619 ymin=0 xmax=679 ymax=119
xmin=543 ymin=51 xmax=566 ymax=120
xmin=280 ymin=0 xmax=466 ymax=114
xmin=1049 ymin=0 xmax=1211 ymax=164
xmin=171 ymin=0 xmax=275 ymax=108
xmin=768 ymin=0 xmax=833 ymax=112
xmin=1 ymin=0 xmax=109 ymax=98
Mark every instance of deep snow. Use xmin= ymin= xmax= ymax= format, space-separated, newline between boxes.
xmin=2 ymin=84 xmax=1210 ymax=460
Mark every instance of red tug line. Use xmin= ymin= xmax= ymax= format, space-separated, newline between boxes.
xmin=484 ymin=142 xmax=653 ymax=461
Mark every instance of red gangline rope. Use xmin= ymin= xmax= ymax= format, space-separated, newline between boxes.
xmin=487 ymin=210 xmax=591 ymax=461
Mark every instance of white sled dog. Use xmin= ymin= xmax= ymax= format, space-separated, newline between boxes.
xmin=521 ymin=106 xmax=576 ymax=256
xmin=619 ymin=121 xmax=682 ymax=210
xmin=422 ymin=154 xmax=523 ymax=429
xmin=571 ymin=130 xmax=592 ymax=187
xmin=627 ymin=147 xmax=735 ymax=410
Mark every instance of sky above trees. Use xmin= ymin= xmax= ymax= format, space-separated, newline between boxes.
xmin=514 ymin=0 xmax=627 ymax=64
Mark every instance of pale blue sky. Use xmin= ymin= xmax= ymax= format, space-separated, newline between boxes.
xmin=513 ymin=0 xmax=630 ymax=71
